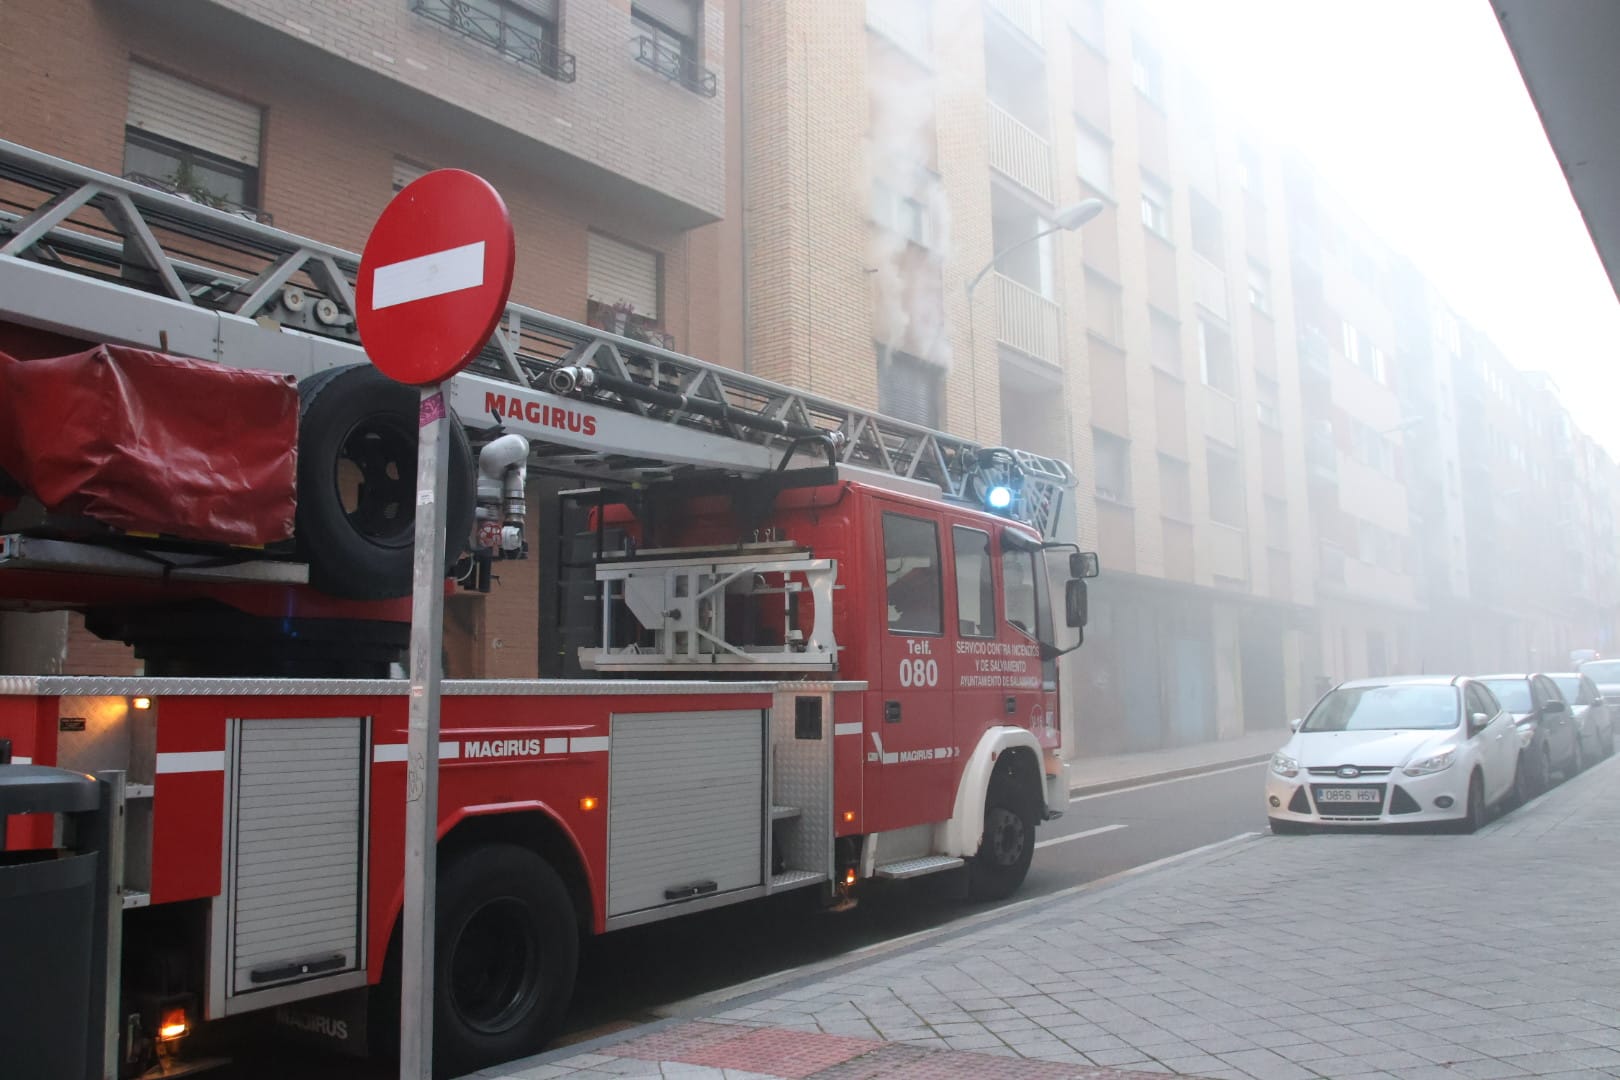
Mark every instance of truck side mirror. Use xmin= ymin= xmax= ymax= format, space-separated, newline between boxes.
xmin=1065 ymin=579 xmax=1088 ymax=628
xmin=1069 ymin=551 xmax=1100 ymax=579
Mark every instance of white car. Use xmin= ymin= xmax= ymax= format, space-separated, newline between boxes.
xmin=1266 ymin=676 xmax=1520 ymax=834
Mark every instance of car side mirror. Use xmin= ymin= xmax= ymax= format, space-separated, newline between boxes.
xmin=1289 ymin=717 xmax=1303 ymax=732
xmin=1541 ymin=699 xmax=1567 ymax=715
xmin=1069 ymin=551 xmax=1100 ymax=579
xmin=1064 ymin=578 xmax=1088 ymax=628
xmin=1469 ymin=711 xmax=1490 ymax=734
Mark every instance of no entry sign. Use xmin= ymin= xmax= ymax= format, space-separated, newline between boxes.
xmin=355 ymin=169 xmax=516 ymax=386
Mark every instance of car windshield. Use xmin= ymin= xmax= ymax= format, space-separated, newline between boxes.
xmin=1481 ymin=679 xmax=1533 ymax=713
xmin=1580 ymin=660 xmax=1620 ymax=682
xmin=1551 ymin=676 xmax=1581 ymax=701
xmin=1301 ymin=685 xmax=1459 ymax=732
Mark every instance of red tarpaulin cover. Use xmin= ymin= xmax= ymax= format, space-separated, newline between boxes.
xmin=0 ymin=345 xmax=297 ymax=545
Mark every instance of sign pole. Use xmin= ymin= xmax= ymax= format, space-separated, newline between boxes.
xmin=401 ymin=382 xmax=452 ymax=1079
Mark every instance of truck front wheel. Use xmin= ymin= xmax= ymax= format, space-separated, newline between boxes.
xmin=967 ymin=777 xmax=1038 ymax=901
xmin=434 ymin=844 xmax=578 ymax=1077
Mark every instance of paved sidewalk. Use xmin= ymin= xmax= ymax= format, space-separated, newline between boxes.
xmin=475 ymin=753 xmax=1620 ymax=1080
xmin=1067 ymin=729 xmax=1288 ymax=795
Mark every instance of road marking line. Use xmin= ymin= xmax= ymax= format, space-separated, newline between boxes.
xmin=1035 ymin=822 xmax=1128 ymax=850
xmin=1069 ymin=759 xmax=1265 ymax=803
xmin=372 ymin=240 xmax=484 ymax=308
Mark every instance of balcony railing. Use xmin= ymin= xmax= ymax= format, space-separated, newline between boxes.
xmin=1193 ymin=254 xmax=1228 ymax=321
xmin=412 ymin=0 xmax=577 ymax=82
xmin=634 ymin=34 xmax=718 ymax=97
xmin=995 ymin=273 xmax=1063 ymax=365
xmin=988 ymin=102 xmax=1055 ymax=202
xmin=988 ymin=0 xmax=1043 ymax=44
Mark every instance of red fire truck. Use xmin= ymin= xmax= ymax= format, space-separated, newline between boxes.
xmin=0 ymin=140 xmax=1096 ymax=1077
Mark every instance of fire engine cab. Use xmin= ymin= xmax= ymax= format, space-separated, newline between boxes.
xmin=0 ymin=139 xmax=1097 ymax=1077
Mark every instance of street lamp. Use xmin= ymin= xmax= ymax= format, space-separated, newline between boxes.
xmin=964 ymin=199 xmax=1105 ymax=439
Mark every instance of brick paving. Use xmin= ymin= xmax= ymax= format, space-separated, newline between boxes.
xmin=474 ymin=755 xmax=1620 ymax=1079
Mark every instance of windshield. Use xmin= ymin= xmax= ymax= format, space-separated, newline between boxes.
xmin=1581 ymin=660 xmax=1620 ymax=683
xmin=1552 ymin=676 xmax=1581 ymax=701
xmin=1481 ymin=679 xmax=1533 ymax=713
xmin=1301 ymin=685 xmax=1459 ymax=733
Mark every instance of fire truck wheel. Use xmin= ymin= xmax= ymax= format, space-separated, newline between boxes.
xmin=295 ymin=364 xmax=475 ymax=600
xmin=967 ymin=779 xmax=1039 ymax=901
xmin=434 ymin=843 xmax=579 ymax=1076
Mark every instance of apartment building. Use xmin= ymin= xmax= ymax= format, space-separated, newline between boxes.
xmin=0 ymin=0 xmax=740 ymax=677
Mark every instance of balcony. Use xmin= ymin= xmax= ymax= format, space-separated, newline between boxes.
xmin=633 ymin=33 xmax=718 ymax=97
xmin=1297 ymin=327 xmax=1331 ymax=381
xmin=988 ymin=102 xmax=1055 ymax=202
xmin=1193 ymin=255 xmax=1228 ymax=321
xmin=1211 ymin=522 xmax=1248 ymax=582
xmin=995 ymin=273 xmax=1063 ymax=365
xmin=988 ymin=0 xmax=1043 ymax=45
xmin=411 ymin=0 xmax=576 ymax=82
xmin=1307 ymin=426 xmax=1338 ymax=483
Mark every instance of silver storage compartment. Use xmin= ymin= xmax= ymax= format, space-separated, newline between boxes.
xmin=607 ymin=709 xmax=764 ymax=917
xmin=228 ymin=717 xmax=366 ymax=995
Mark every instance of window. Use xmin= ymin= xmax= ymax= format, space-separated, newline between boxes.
xmin=1265 ymin=496 xmax=1288 ymax=545
xmin=1303 ymin=684 xmax=1458 ymax=732
xmin=952 ymin=527 xmax=995 ymax=638
xmin=1131 ymin=36 xmax=1162 ymax=103
xmin=883 ymin=513 xmax=942 ymax=635
xmin=1340 ymin=321 xmax=1390 ymax=385
xmin=123 ymin=62 xmax=262 ymax=212
xmin=1075 ymin=125 xmax=1113 ymax=197
xmin=1084 ymin=272 xmax=1124 ymax=344
xmin=1093 ymin=429 xmax=1132 ymax=503
xmin=1465 ymin=682 xmax=1498 ymax=721
xmin=866 ymin=0 xmax=930 ymax=58
xmin=1159 ymin=454 xmax=1191 ymax=519
xmin=1198 ymin=318 xmax=1235 ymax=395
xmin=1071 ymin=0 xmax=1105 ymax=50
xmin=1256 ymin=374 xmax=1281 ymax=428
xmin=1237 ymin=142 xmax=1263 ymax=194
xmin=1001 ymin=546 xmax=1039 ymax=638
xmin=878 ymin=347 xmax=943 ymax=428
xmin=392 ymin=157 xmax=431 ymax=194
xmin=1207 ymin=449 xmax=1244 ymax=527
xmin=1248 ymin=261 xmax=1271 ymax=314
xmin=634 ymin=0 xmax=713 ymax=93
xmin=1351 ymin=422 xmax=1395 ymax=475
xmin=413 ymin=0 xmax=570 ymax=79
xmin=1140 ymin=174 xmax=1171 ymax=239
xmin=587 ymin=231 xmax=663 ymax=341
xmin=1150 ymin=310 xmax=1182 ymax=373
xmin=871 ymin=178 xmax=930 ymax=247
xmin=1190 ymin=192 xmax=1223 ymax=262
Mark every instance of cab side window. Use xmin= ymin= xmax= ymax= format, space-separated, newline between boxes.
xmin=952 ymin=526 xmax=995 ymax=638
xmin=883 ymin=513 xmax=942 ymax=635
xmin=1465 ymin=684 xmax=1497 ymax=721
xmin=1579 ymin=677 xmax=1598 ymax=706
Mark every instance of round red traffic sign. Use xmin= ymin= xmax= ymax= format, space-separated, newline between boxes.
xmin=355 ymin=169 xmax=516 ymax=386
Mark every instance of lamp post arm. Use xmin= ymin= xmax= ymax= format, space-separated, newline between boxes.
xmin=965 ymin=223 xmax=1064 ymax=297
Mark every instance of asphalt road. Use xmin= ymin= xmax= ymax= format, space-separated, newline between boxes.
xmin=204 ymin=760 xmax=1271 ymax=1077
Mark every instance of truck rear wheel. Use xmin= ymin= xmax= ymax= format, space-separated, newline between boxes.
xmin=295 ymin=364 xmax=475 ymax=599
xmin=434 ymin=844 xmax=578 ymax=1077
xmin=967 ymin=775 xmax=1038 ymax=901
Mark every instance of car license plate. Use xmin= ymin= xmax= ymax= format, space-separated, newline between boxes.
xmin=1318 ymin=788 xmax=1379 ymax=803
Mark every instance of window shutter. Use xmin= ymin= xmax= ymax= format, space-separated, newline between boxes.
xmin=587 ymin=232 xmax=661 ymax=319
xmin=392 ymin=157 xmax=431 ymax=193
xmin=635 ymin=0 xmax=699 ymax=38
xmin=127 ymin=62 xmax=261 ymax=166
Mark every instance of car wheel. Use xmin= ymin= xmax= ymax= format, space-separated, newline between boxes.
xmin=1509 ymin=753 xmax=1532 ymax=809
xmin=1457 ymin=774 xmax=1486 ymax=834
xmin=1571 ymin=734 xmax=1586 ymax=777
xmin=1539 ymin=746 xmax=1554 ymax=791
xmin=1269 ymin=818 xmax=1309 ymax=835
xmin=967 ymin=780 xmax=1039 ymax=901
xmin=1605 ymin=727 xmax=1615 ymax=758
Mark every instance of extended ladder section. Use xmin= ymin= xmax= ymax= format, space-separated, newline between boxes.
xmin=0 ymin=139 xmax=1075 ymax=538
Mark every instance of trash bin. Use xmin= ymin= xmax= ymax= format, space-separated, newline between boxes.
xmin=0 ymin=765 xmax=113 ymax=1080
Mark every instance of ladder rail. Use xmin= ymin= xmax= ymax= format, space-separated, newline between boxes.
xmin=0 ymin=137 xmax=1076 ymax=534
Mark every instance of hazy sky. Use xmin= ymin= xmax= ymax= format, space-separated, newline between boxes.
xmin=1138 ymin=0 xmax=1620 ymax=456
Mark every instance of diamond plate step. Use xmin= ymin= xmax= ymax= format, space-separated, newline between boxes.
xmin=768 ymin=869 xmax=824 ymax=891
xmin=770 ymin=804 xmax=802 ymax=821
xmin=873 ymin=855 xmax=965 ymax=880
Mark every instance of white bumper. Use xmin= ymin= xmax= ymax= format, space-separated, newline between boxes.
xmin=1265 ymin=766 xmax=1472 ymax=827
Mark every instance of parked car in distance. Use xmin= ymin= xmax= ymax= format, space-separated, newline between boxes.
xmin=1579 ymin=658 xmax=1620 ymax=714
xmin=1549 ymin=671 xmax=1615 ymax=762
xmin=1267 ymin=676 xmax=1519 ymax=834
xmin=1478 ymin=674 xmax=1583 ymax=794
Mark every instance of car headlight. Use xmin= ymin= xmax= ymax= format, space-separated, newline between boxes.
xmin=1271 ymin=751 xmax=1299 ymax=778
xmin=1403 ymin=748 xmax=1457 ymax=776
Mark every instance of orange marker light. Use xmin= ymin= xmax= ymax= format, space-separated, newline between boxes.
xmin=158 ymin=1009 xmax=189 ymax=1041
xmin=841 ymin=810 xmax=856 ymax=823
xmin=131 ymin=697 xmax=152 ymax=711
xmin=579 ymin=796 xmax=599 ymax=811
xmin=844 ymin=868 xmax=857 ymax=886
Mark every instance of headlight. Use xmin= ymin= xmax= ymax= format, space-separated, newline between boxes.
xmin=1404 ymin=748 xmax=1457 ymax=776
xmin=1271 ymin=752 xmax=1299 ymax=778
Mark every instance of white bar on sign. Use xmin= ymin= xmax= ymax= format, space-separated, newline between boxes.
xmin=372 ymin=240 xmax=486 ymax=309
xmin=834 ymin=722 xmax=863 ymax=736
xmin=570 ymin=736 xmax=610 ymax=754
xmin=373 ymin=743 xmax=408 ymax=763
xmin=155 ymin=750 xmax=226 ymax=774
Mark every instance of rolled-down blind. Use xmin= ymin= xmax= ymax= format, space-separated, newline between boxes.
xmin=127 ymin=62 xmax=262 ymax=166
xmin=635 ymin=0 xmax=699 ymax=38
xmin=392 ymin=157 xmax=431 ymax=193
xmin=587 ymin=232 xmax=660 ymax=318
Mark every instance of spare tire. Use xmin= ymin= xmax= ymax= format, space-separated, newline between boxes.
xmin=295 ymin=364 xmax=475 ymax=600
